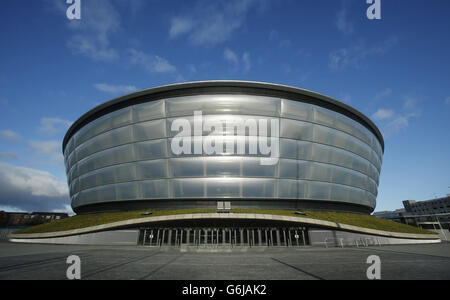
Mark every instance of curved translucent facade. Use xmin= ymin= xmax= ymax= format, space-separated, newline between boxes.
xmin=63 ymin=82 xmax=383 ymax=214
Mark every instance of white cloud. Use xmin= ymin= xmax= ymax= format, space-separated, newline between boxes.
xmin=374 ymin=88 xmax=392 ymax=101
xmin=0 ymin=162 xmax=69 ymax=212
xmin=128 ymin=49 xmax=177 ymax=74
xmin=0 ymin=130 xmax=21 ymax=141
xmin=335 ymin=8 xmax=354 ymax=35
xmin=94 ymin=83 xmax=137 ymax=94
xmin=188 ymin=64 xmax=197 ymax=74
xmin=169 ymin=0 xmax=267 ymax=46
xmin=39 ymin=118 xmax=73 ymax=136
xmin=403 ymin=96 xmax=418 ymax=110
xmin=223 ymin=48 xmax=251 ymax=72
xmin=384 ymin=113 xmax=418 ymax=136
xmin=30 ymin=141 xmax=64 ymax=164
xmin=446 ymin=97 xmax=450 ymax=105
xmin=372 ymin=96 xmax=421 ymax=137
xmin=169 ymin=17 xmax=195 ymax=38
xmin=47 ymin=0 xmax=121 ymax=62
xmin=51 ymin=204 xmax=74 ymax=215
xmin=224 ymin=48 xmax=239 ymax=65
xmin=68 ymin=35 xmax=119 ymax=62
xmin=372 ymin=109 xmax=395 ymax=120
xmin=329 ymin=37 xmax=398 ymax=70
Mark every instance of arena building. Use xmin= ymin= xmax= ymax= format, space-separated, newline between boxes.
xmin=59 ymin=81 xmax=388 ymax=246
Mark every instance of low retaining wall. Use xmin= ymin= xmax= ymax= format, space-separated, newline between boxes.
xmin=9 ymin=230 xmax=139 ymax=246
xmin=309 ymin=229 xmax=441 ymax=247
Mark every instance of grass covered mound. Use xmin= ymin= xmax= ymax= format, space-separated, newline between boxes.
xmin=13 ymin=209 xmax=215 ymax=235
xmin=13 ymin=209 xmax=435 ymax=235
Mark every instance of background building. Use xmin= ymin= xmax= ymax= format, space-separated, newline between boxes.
xmin=403 ymin=197 xmax=450 ymax=216
xmin=0 ymin=212 xmax=69 ymax=227
xmin=64 ymin=81 xmax=384 ymax=215
xmin=0 ymin=211 xmax=69 ymax=241
xmin=374 ymin=196 xmax=450 ymax=241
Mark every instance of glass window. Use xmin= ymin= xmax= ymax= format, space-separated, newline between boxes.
xmin=331 ymin=184 xmax=351 ymax=202
xmin=280 ymin=139 xmax=297 ymax=159
xmin=242 ymin=158 xmax=277 ymax=177
xmin=77 ymin=126 xmax=133 ymax=160
xmin=69 ymin=178 xmax=79 ymax=197
xmin=114 ymin=163 xmax=138 ymax=182
xmin=308 ymin=162 xmax=332 ymax=182
xmin=313 ymin=124 xmax=373 ymax=162
xmin=75 ymin=108 xmax=132 ymax=148
xmin=206 ymin=179 xmax=241 ymax=197
xmin=310 ymin=143 xmax=332 ymax=163
xmin=81 ymin=184 xmax=116 ymax=203
xmin=110 ymin=107 xmax=132 ymax=129
xmin=280 ymin=139 xmax=312 ymax=160
xmin=367 ymin=177 xmax=378 ymax=196
xmin=67 ymin=150 xmax=77 ymax=170
xmin=351 ymin=154 xmax=370 ymax=177
xmin=140 ymin=180 xmax=169 ymax=199
xmin=280 ymin=119 xmax=313 ymax=140
xmin=329 ymin=147 xmax=353 ymax=169
xmin=79 ymin=168 xmax=112 ymax=191
xmin=71 ymin=192 xmax=81 ymax=208
xmin=242 ymin=179 xmax=275 ymax=198
xmin=281 ymin=100 xmax=313 ymax=122
xmin=67 ymin=164 xmax=75 ymax=183
xmin=137 ymin=159 xmax=168 ymax=180
xmin=74 ymin=118 xmax=104 ymax=147
xmin=278 ymin=159 xmax=297 ymax=179
xmin=278 ymin=159 xmax=309 ymax=179
xmin=330 ymin=165 xmax=352 ymax=186
xmin=133 ymin=100 xmax=165 ymax=122
xmin=116 ymin=181 xmax=139 ymax=201
xmin=135 ymin=139 xmax=168 ymax=160
xmin=171 ymin=179 xmax=205 ymax=198
xmin=350 ymin=171 xmax=367 ymax=191
xmin=347 ymin=186 xmax=366 ymax=205
xmin=169 ymin=158 xmax=205 ymax=177
xmin=133 ymin=119 xmax=166 ymax=141
xmin=334 ymin=114 xmax=356 ymax=137
xmin=205 ymin=157 xmax=242 ymax=176
xmin=65 ymin=137 xmax=75 ymax=158
xmin=166 ymin=95 xmax=281 ymax=117
xmin=313 ymin=125 xmax=345 ymax=149
xmin=77 ymin=144 xmax=135 ymax=176
xmin=313 ymin=106 xmax=336 ymax=127
xmin=277 ymin=179 xmax=297 ymax=198
xmin=78 ymin=163 xmax=137 ymax=191
xmin=306 ymin=181 xmax=331 ymax=200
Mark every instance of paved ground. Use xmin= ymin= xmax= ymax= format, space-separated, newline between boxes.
xmin=0 ymin=241 xmax=449 ymax=280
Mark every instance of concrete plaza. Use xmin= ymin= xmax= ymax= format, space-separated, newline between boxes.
xmin=0 ymin=241 xmax=449 ymax=280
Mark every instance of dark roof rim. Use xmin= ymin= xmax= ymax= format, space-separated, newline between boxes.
xmin=62 ymin=80 xmax=384 ymax=153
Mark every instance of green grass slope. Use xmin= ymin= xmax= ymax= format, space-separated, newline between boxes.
xmin=13 ymin=209 xmax=435 ymax=235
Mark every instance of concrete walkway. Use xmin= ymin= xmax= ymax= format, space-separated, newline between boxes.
xmin=0 ymin=241 xmax=449 ymax=280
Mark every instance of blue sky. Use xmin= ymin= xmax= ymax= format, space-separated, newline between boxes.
xmin=0 ymin=0 xmax=449 ymax=213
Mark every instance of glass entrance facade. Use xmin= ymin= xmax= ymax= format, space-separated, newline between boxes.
xmin=139 ymin=227 xmax=308 ymax=247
